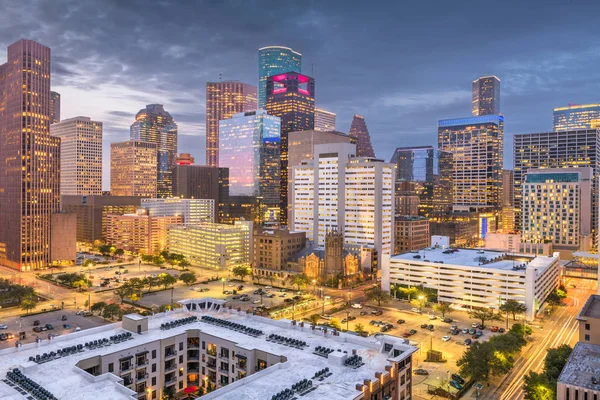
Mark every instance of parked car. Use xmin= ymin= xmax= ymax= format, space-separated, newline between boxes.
xmin=63 ymin=324 xmax=71 ymax=329
xmin=498 ymin=328 xmax=506 ymax=333
xmin=83 ymin=312 xmax=93 ymax=317
xmin=397 ymin=319 xmax=405 ymax=324
xmin=33 ymin=320 xmax=41 ymax=326
xmin=45 ymin=324 xmax=54 ymax=330
xmin=280 ymin=288 xmax=287 ymax=292
xmin=451 ymin=328 xmax=460 ymax=335
xmin=265 ymin=286 xmax=272 ymax=289
xmin=411 ymin=307 xmax=421 ymax=313
xmin=371 ymin=310 xmax=383 ymax=316
xmin=427 ymin=324 xmax=434 ymax=331
xmin=346 ymin=316 xmax=356 ymax=321
xmin=252 ymin=299 xmax=261 ymax=304
xmin=442 ymin=317 xmax=453 ymax=323
xmin=75 ymin=327 xmax=81 ymax=332
xmin=321 ymin=315 xmax=332 ymax=320
xmin=223 ymin=290 xmax=233 ymax=295
xmin=442 ymin=335 xmax=451 ymax=342
xmin=472 ymin=322 xmax=480 ymax=328
xmin=409 ymin=329 xmax=417 ymax=335
xmin=351 ymin=303 xmax=363 ymax=309
xmin=359 ymin=311 xmax=367 ymax=316
xmin=429 ymin=315 xmax=437 ymax=320
xmin=420 ymin=323 xmax=428 ymax=329
xmin=468 ymin=328 xmax=476 ymax=335
xmin=414 ymin=369 xmax=429 ymax=376
xmin=370 ymin=320 xmax=380 ymax=326
xmin=450 ymin=380 xmax=463 ymax=390
xmin=237 ymin=285 xmax=244 ymax=291
xmin=461 ymin=328 xmax=469 ymax=334
xmin=464 ymin=338 xmax=472 ymax=346
xmin=253 ymin=289 xmax=263 ymax=295
xmin=402 ymin=332 xmax=412 ymax=338
xmin=380 ymin=325 xmax=391 ymax=332
xmin=0 ymin=324 xmax=7 ymax=330
xmin=61 ymin=315 xmax=68 ymax=321
xmin=451 ymin=374 xmax=465 ymax=385
xmin=490 ymin=326 xmax=499 ymax=332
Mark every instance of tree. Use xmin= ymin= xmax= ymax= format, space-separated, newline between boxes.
xmin=72 ymin=279 xmax=90 ymax=292
xmin=114 ymin=248 xmax=125 ymax=257
xmin=102 ymin=303 xmax=122 ymax=320
xmin=253 ymin=274 xmax=263 ymax=285
xmin=129 ymin=293 xmax=141 ymax=304
xmin=82 ymin=258 xmax=95 ymax=268
xmin=232 ymin=265 xmax=251 ymax=281
xmin=159 ymin=274 xmax=177 ymax=290
xmin=468 ymin=307 xmax=501 ymax=328
xmin=544 ymin=345 xmax=573 ymax=383
xmin=141 ymin=254 xmax=154 ymax=264
xmin=308 ymin=314 xmax=320 ymax=326
xmin=354 ymin=323 xmax=366 ymax=335
xmin=457 ymin=341 xmax=495 ymax=382
xmin=179 ymin=272 xmax=197 ymax=286
xmin=547 ymin=288 xmax=567 ymax=306
xmin=523 ymin=372 xmax=553 ymax=400
xmin=329 ymin=318 xmax=341 ymax=330
xmin=91 ymin=301 xmax=107 ymax=315
xmin=489 ymin=331 xmax=526 ymax=355
xmin=500 ymin=299 xmax=527 ymax=321
xmin=399 ymin=286 xmax=418 ymax=301
xmin=433 ymin=302 xmax=452 ymax=318
xmin=511 ymin=323 xmax=533 ymax=336
xmin=288 ymin=273 xmax=309 ymax=291
xmin=98 ymin=244 xmax=112 ymax=256
xmin=366 ymin=288 xmax=391 ymax=306
xmin=145 ymin=276 xmax=160 ymax=292
xmin=20 ymin=296 xmax=38 ymax=314
xmin=115 ymin=283 xmax=134 ymax=304
xmin=178 ymin=259 xmax=191 ymax=269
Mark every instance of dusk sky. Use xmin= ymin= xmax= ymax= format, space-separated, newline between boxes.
xmin=2 ymin=0 xmax=600 ymax=190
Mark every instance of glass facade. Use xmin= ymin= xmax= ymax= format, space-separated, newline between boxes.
xmin=390 ymin=146 xmax=453 ymax=215
xmin=219 ymin=110 xmax=281 ymax=204
xmin=553 ymin=104 xmax=600 ymax=131
xmin=258 ymin=46 xmax=302 ymax=109
xmin=472 ymin=76 xmax=500 ymax=116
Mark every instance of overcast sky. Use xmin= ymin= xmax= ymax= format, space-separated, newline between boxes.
xmin=2 ymin=0 xmax=600 ymax=190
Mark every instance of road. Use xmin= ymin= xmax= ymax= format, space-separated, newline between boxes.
xmin=485 ymin=277 xmax=597 ymax=400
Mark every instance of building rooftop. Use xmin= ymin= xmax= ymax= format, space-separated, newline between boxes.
xmin=558 ymin=342 xmax=600 ymax=391
xmin=0 ymin=298 xmax=415 ymax=400
xmin=578 ymin=295 xmax=600 ymax=320
xmin=390 ymin=247 xmax=557 ymax=272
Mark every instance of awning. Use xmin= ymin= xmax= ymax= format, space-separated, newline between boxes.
xmin=119 ymin=355 xmax=133 ymax=361
xmin=183 ymin=386 xmax=197 ymax=394
xmin=235 ymin=354 xmax=247 ymax=359
xmin=136 ymin=351 xmax=149 ymax=356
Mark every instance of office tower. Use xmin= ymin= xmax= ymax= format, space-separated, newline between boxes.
xmin=50 ymin=91 xmax=60 ymax=123
xmin=140 ymin=198 xmax=215 ymax=224
xmin=61 ymin=195 xmax=145 ymax=244
xmin=553 ymin=103 xmax=600 ymax=131
xmin=390 ymin=146 xmax=453 ymax=216
xmin=314 ymin=107 xmax=336 ymax=131
xmin=438 ymin=115 xmax=504 ymax=212
xmin=500 ymin=169 xmax=515 ymax=232
xmin=349 ymin=115 xmax=375 ymax=157
xmin=291 ymin=142 xmax=394 ymax=256
xmin=171 ymin=165 xmax=229 ymax=220
xmin=219 ymin=110 xmax=280 ymax=204
xmin=394 ymin=216 xmax=430 ymax=254
xmin=130 ymin=104 xmax=178 ymax=197
xmin=258 ymin=46 xmax=302 ymax=109
xmin=50 ymin=116 xmax=103 ymax=196
xmin=266 ymin=72 xmax=315 ymax=224
xmin=394 ymin=181 xmax=420 ymax=217
xmin=513 ymin=129 xmax=600 ymax=237
xmin=205 ymin=81 xmax=257 ymax=167
xmin=175 ymin=153 xmax=195 ymax=165
xmin=110 ymin=140 xmax=158 ymax=197
xmin=0 ymin=40 xmax=61 ymax=271
xmin=471 ymin=76 xmax=500 ymax=116
xmin=522 ymin=168 xmax=592 ymax=251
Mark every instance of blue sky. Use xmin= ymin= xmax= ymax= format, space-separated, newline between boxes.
xmin=1 ymin=0 xmax=600 ymax=189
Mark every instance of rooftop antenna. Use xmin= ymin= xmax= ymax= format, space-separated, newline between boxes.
xmin=219 ymin=73 xmax=222 ymax=81
xmin=311 ymin=62 xmax=314 ymax=77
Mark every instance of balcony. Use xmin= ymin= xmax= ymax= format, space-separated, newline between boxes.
xmin=120 ymin=364 xmax=134 ymax=373
xmin=122 ymin=377 xmax=133 ymax=386
xmin=218 ymin=353 xmax=230 ymax=361
xmin=164 ymin=364 xmax=177 ymax=373
xmin=207 ymin=362 xmax=216 ymax=370
xmin=218 ymin=368 xmax=230 ymax=375
xmin=235 ymin=362 xmax=246 ymax=371
xmin=207 ymin=349 xmax=217 ymax=357
xmin=136 ymin=373 xmax=148 ymax=382
xmin=137 ymin=393 xmax=147 ymax=400
xmin=164 ymin=375 xmax=177 ymax=386
xmin=135 ymin=359 xmax=149 ymax=368
xmin=165 ymin=350 xmax=177 ymax=359
xmin=188 ymin=367 xmax=199 ymax=373
xmin=188 ymin=354 xmax=199 ymax=361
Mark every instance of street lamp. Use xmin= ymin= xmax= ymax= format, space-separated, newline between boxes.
xmin=312 ymin=279 xmax=316 ymax=295
xmin=345 ymin=311 xmax=350 ymax=331
xmin=221 ymin=277 xmax=226 ymax=294
xmin=418 ymin=295 xmax=426 ymax=312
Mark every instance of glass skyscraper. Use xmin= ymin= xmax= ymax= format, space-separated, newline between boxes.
xmin=553 ymin=104 xmax=600 ymax=131
xmin=390 ymin=146 xmax=453 ymax=215
xmin=219 ymin=110 xmax=281 ymax=204
xmin=258 ymin=46 xmax=302 ymax=109
xmin=472 ymin=76 xmax=500 ymax=116
xmin=130 ymin=104 xmax=178 ymax=198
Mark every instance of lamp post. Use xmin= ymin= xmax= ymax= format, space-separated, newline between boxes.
xmin=418 ymin=295 xmax=426 ymax=313
xmin=312 ymin=279 xmax=316 ymax=296
xmin=221 ymin=278 xmax=226 ymax=294
xmin=345 ymin=311 xmax=350 ymax=332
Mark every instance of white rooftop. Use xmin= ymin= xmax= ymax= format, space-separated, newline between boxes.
xmin=390 ymin=247 xmax=556 ymax=272
xmin=558 ymin=342 xmax=600 ymax=391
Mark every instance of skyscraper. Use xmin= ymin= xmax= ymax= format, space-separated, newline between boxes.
xmin=205 ymin=81 xmax=257 ymax=167
xmin=175 ymin=153 xmax=195 ymax=165
xmin=258 ymin=46 xmax=302 ymax=109
xmin=218 ymin=110 xmax=281 ymax=203
xmin=50 ymin=91 xmax=60 ymax=123
xmin=349 ymin=115 xmax=375 ymax=157
xmin=51 ymin=116 xmax=103 ymax=196
xmin=513 ymin=129 xmax=600 ymax=237
xmin=266 ymin=72 xmax=315 ymax=225
xmin=438 ymin=115 xmax=504 ymax=212
xmin=171 ymin=165 xmax=229 ymax=222
xmin=0 ymin=39 xmax=61 ymax=270
xmin=130 ymin=104 xmax=178 ymax=197
xmin=471 ymin=76 xmax=500 ymax=116
xmin=110 ymin=140 xmax=158 ymax=197
xmin=314 ymin=107 xmax=336 ymax=131
xmin=553 ymin=104 xmax=600 ymax=131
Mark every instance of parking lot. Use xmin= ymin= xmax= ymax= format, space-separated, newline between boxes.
xmin=0 ymin=309 xmax=109 ymax=348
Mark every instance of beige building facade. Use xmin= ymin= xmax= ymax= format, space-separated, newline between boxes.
xmin=111 ymin=141 xmax=158 ymax=197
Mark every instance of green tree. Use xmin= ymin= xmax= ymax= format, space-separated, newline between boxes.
xmin=91 ymin=301 xmax=107 ymax=315
xmin=129 ymin=293 xmax=141 ymax=304
xmin=354 ymin=323 xmax=366 ymax=335
xmin=329 ymin=318 xmax=341 ymax=330
xmin=141 ymin=254 xmax=154 ymax=264
xmin=20 ymin=296 xmax=38 ymax=314
xmin=72 ymin=279 xmax=90 ymax=292
xmin=468 ymin=307 xmax=502 ymax=328
xmin=253 ymin=274 xmax=263 ymax=285
xmin=114 ymin=248 xmax=125 ymax=257
xmin=82 ymin=258 xmax=95 ymax=268
xmin=399 ymin=286 xmax=418 ymax=301
xmin=544 ymin=345 xmax=573 ymax=384
xmin=178 ymin=259 xmax=191 ymax=269
xmin=547 ymin=288 xmax=567 ymax=306
xmin=179 ymin=272 xmax=197 ymax=286
xmin=433 ymin=302 xmax=452 ymax=318
xmin=288 ymin=273 xmax=309 ymax=291
xmin=102 ymin=303 xmax=122 ymax=320
xmin=457 ymin=341 xmax=495 ymax=382
xmin=232 ymin=265 xmax=251 ymax=281
xmin=145 ymin=276 xmax=160 ymax=292
xmin=500 ymin=299 xmax=527 ymax=321
xmin=159 ymin=274 xmax=178 ymax=289
xmin=98 ymin=244 xmax=112 ymax=256
xmin=308 ymin=314 xmax=320 ymax=326
xmin=489 ymin=331 xmax=526 ymax=355
xmin=511 ymin=323 xmax=533 ymax=336
xmin=366 ymin=288 xmax=391 ymax=307
xmin=115 ymin=283 xmax=134 ymax=304
xmin=523 ymin=372 xmax=553 ymax=400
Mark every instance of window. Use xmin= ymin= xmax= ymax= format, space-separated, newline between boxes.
xmin=179 ymin=355 xmax=183 ymax=364
xmin=585 ymin=334 xmax=590 ymax=341
xmin=179 ymin=381 xmax=183 ymax=389
xmin=151 ymin=377 xmax=156 ymax=385
xmin=152 ymin=390 xmax=156 ymax=400
xmin=152 ymin=350 xmax=156 ymax=359
xmin=179 ymin=342 xmax=183 ymax=351
xmin=108 ymin=363 xmax=114 ymax=373
xmin=586 ymin=323 xmax=590 ymax=330
xmin=151 ymin=363 xmax=156 ymax=373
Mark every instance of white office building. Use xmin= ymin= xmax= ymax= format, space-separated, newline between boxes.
xmin=314 ymin=107 xmax=336 ymax=131
xmin=291 ymin=142 xmax=394 ymax=256
xmin=382 ymin=248 xmax=560 ymax=320
xmin=141 ymin=198 xmax=215 ymax=224
xmin=50 ymin=116 xmax=103 ymax=196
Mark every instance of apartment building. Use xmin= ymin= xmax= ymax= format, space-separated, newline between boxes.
xmin=394 ymin=216 xmax=430 ymax=254
xmin=252 ymin=228 xmax=306 ymax=277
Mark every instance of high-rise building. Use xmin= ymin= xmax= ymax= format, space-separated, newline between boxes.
xmin=218 ymin=110 xmax=280 ymax=204
xmin=0 ymin=40 xmax=61 ymax=271
xmin=513 ymin=129 xmax=600 ymax=238
xmin=438 ymin=115 xmax=504 ymax=212
xmin=51 ymin=116 xmax=103 ymax=196
xmin=471 ymin=76 xmax=500 ymax=116
xmin=258 ymin=46 xmax=302 ymax=109
xmin=205 ymin=81 xmax=257 ymax=167
xmin=50 ymin=91 xmax=60 ymax=123
xmin=110 ymin=140 xmax=158 ymax=197
xmin=522 ymin=168 xmax=592 ymax=251
xmin=390 ymin=146 xmax=453 ymax=216
xmin=291 ymin=142 xmax=394 ymax=256
xmin=140 ymin=198 xmax=215 ymax=224
xmin=553 ymin=103 xmax=600 ymax=131
xmin=130 ymin=104 xmax=178 ymax=197
xmin=349 ymin=115 xmax=375 ymax=157
xmin=175 ymin=153 xmax=195 ymax=165
xmin=394 ymin=216 xmax=430 ymax=254
xmin=502 ymin=170 xmax=514 ymax=207
xmin=171 ymin=165 xmax=229 ymax=221
xmin=266 ymin=72 xmax=315 ymax=224
xmin=314 ymin=107 xmax=336 ymax=131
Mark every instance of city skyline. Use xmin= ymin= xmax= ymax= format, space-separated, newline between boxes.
xmin=2 ymin=1 xmax=600 ymax=191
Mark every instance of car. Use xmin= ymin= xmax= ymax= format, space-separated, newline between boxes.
xmin=380 ymin=325 xmax=391 ymax=332
xmin=420 ymin=323 xmax=428 ymax=329
xmin=324 ymin=295 xmax=331 ymax=300
xmin=223 ymin=290 xmax=233 ymax=295
xmin=0 ymin=334 xmax=7 ymax=341
xmin=75 ymin=327 xmax=81 ymax=332
xmin=451 ymin=329 xmax=459 ymax=335
xmin=83 ymin=312 xmax=93 ymax=317
xmin=409 ymin=329 xmax=417 ymax=335
xmin=472 ymin=322 xmax=479 ymax=328
xmin=63 ymin=324 xmax=71 ymax=329
xmin=461 ymin=328 xmax=469 ymax=334
xmin=252 ymin=299 xmax=261 ymax=304
xmin=498 ymin=328 xmax=506 ymax=333
xmin=45 ymin=324 xmax=54 ymax=330
xmin=443 ymin=317 xmax=453 ymax=323
xmin=346 ymin=316 xmax=356 ymax=321
xmin=442 ymin=335 xmax=451 ymax=342
xmin=490 ymin=326 xmax=499 ymax=332
xmin=429 ymin=315 xmax=437 ymax=320
xmin=0 ymin=324 xmax=7 ymax=330
xmin=451 ymin=325 xmax=458 ymax=330
xmin=237 ymin=285 xmax=244 ymax=291
xmin=265 ymin=286 xmax=272 ymax=289
xmin=397 ymin=319 xmax=405 ymax=324
xmin=464 ymin=338 xmax=472 ymax=346
xmin=411 ymin=308 xmax=421 ymax=313
xmin=321 ymin=315 xmax=332 ymax=320
xmin=369 ymin=320 xmax=379 ymax=326
xmin=371 ymin=310 xmax=383 ymax=316
xmin=468 ymin=328 xmax=476 ymax=335
xmin=414 ymin=368 xmax=429 ymax=376
xmin=228 ymin=283 xmax=235 ymax=287
xmin=292 ymin=295 xmax=301 ymax=300
xmin=351 ymin=303 xmax=363 ymax=309
xmin=232 ymin=295 xmax=240 ymax=300
xmin=253 ymin=289 xmax=263 ymax=295
xmin=283 ymin=298 xmax=293 ymax=303
xmin=61 ymin=315 xmax=68 ymax=321
xmin=33 ymin=320 xmax=41 ymax=326
xmin=359 ymin=311 xmax=367 ymax=316
xmin=451 ymin=374 xmax=465 ymax=385
xmin=241 ymin=297 xmax=250 ymax=302
xmin=279 ymin=288 xmax=287 ymax=292
xmin=265 ymin=293 xmax=275 ymax=298
xmin=427 ymin=324 xmax=434 ymax=331
xmin=450 ymin=380 xmax=463 ymax=390
xmin=4 ymin=333 xmax=14 ymax=340
xmin=75 ymin=310 xmax=83 ymax=315
xmin=402 ymin=332 xmax=412 ymax=338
